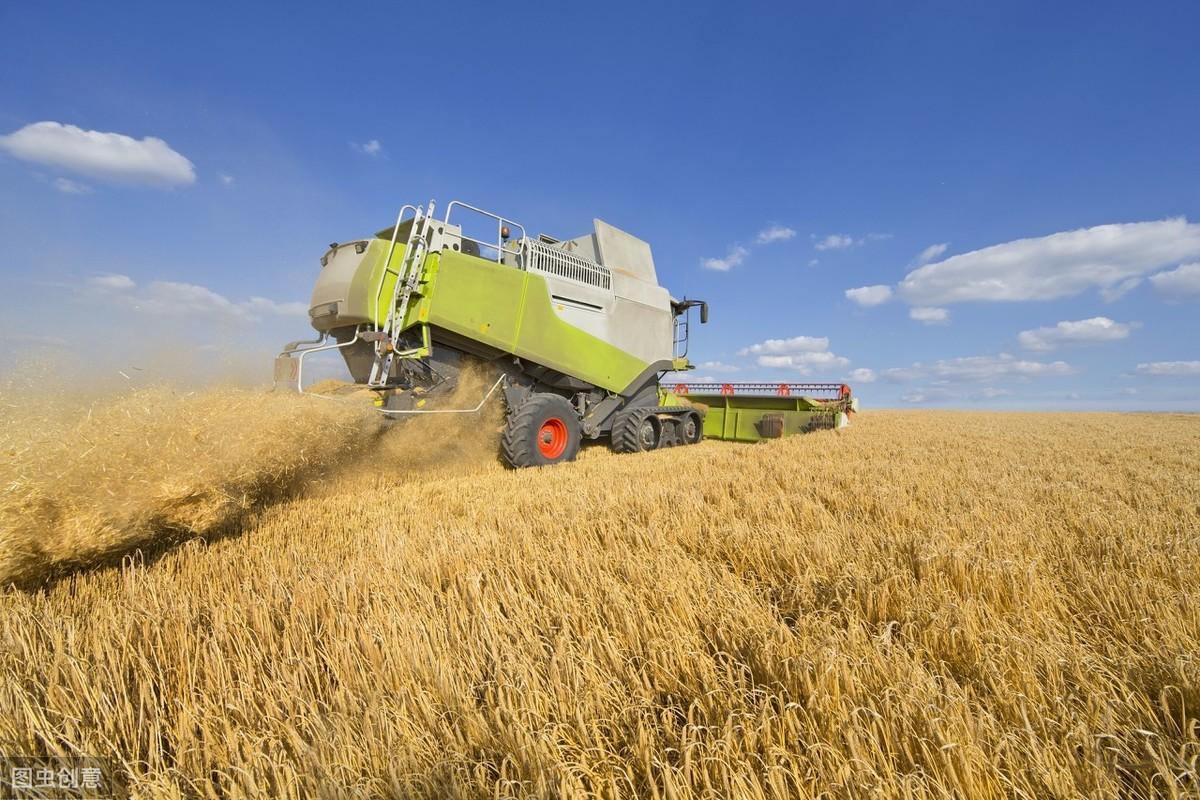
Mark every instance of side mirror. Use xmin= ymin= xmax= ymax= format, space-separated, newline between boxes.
xmin=700 ymin=302 xmax=709 ymax=324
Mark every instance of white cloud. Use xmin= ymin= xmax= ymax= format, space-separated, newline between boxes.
xmin=898 ymin=218 xmax=1200 ymax=305
xmin=136 ymin=281 xmax=245 ymax=317
xmin=882 ymin=353 xmax=1073 ymax=383
xmin=909 ymin=306 xmax=949 ymax=324
xmin=813 ymin=232 xmax=889 ymax=251
xmin=901 ymin=389 xmax=953 ymax=404
xmin=754 ymin=225 xmax=796 ymax=245
xmin=1017 ymin=317 xmax=1135 ymax=351
xmin=906 ymin=385 xmax=1020 ymax=404
xmin=902 ymin=383 xmax=1026 ymax=404
xmin=0 ymin=121 xmax=195 ymax=187
xmin=930 ymin=354 xmax=1073 ymax=381
xmin=244 ymin=297 xmax=309 ymax=316
xmin=848 ymin=368 xmax=876 ymax=383
xmin=1135 ymin=361 xmax=1200 ymax=376
xmin=737 ymin=336 xmax=847 ymax=374
xmin=218 ymin=173 xmax=235 ymax=186
xmin=84 ymin=273 xmax=306 ymax=320
xmin=738 ymin=336 xmax=829 ymax=356
xmin=917 ymin=243 xmax=948 ymax=264
xmin=703 ymin=222 xmax=800 ymax=272
xmin=89 ymin=273 xmax=136 ymax=290
xmin=698 ymin=360 xmax=739 ymax=373
xmin=845 ymin=285 xmax=893 ymax=307
xmin=353 ymin=139 xmax=383 ymax=156
xmin=1148 ymin=262 xmax=1200 ymax=298
xmin=881 ymin=366 xmax=926 ymax=383
xmin=815 ymin=234 xmax=856 ymax=251
xmin=757 ymin=351 xmax=850 ymax=372
xmin=54 ymin=177 xmax=92 ymax=194
xmin=1100 ymin=277 xmax=1141 ymax=302
xmin=808 ymin=258 xmax=819 ymax=267
xmin=701 ymin=244 xmax=748 ymax=272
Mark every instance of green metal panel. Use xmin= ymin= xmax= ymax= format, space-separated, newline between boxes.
xmin=657 ymin=389 xmax=688 ymax=407
xmin=687 ymin=393 xmax=844 ymax=442
xmin=400 ymin=250 xmax=650 ymax=394
xmin=331 ymin=238 xmax=404 ymax=327
xmin=373 ymin=241 xmax=405 ymax=324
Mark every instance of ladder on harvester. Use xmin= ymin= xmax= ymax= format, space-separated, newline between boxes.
xmin=367 ymin=201 xmax=435 ymax=387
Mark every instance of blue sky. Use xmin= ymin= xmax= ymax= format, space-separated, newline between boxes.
xmin=2 ymin=1 xmax=1198 ymax=408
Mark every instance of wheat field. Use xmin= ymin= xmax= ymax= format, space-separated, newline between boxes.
xmin=1 ymin=387 xmax=1198 ymax=798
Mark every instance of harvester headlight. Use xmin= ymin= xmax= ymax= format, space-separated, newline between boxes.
xmin=309 ymin=301 xmax=338 ymax=319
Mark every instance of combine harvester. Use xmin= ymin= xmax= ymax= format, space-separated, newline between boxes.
xmin=276 ymin=200 xmax=856 ymax=467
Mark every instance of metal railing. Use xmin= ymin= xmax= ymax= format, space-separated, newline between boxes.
xmin=443 ymin=200 xmax=526 ymax=265
xmin=275 ymin=326 xmax=366 ymax=394
xmin=524 ymin=239 xmax=612 ymax=289
xmin=673 ymin=315 xmax=690 ymax=359
xmin=375 ymin=375 xmax=506 ymax=415
xmin=373 ymin=204 xmax=419 ymax=333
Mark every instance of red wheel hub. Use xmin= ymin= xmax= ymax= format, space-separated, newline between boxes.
xmin=537 ymin=417 xmax=568 ymax=459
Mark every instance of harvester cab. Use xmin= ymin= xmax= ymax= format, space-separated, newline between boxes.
xmin=276 ymin=199 xmax=855 ymax=467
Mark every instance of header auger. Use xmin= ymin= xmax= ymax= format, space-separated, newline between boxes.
xmin=276 ymin=199 xmax=854 ymax=467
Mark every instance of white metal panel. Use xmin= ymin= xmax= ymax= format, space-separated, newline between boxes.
xmin=593 ymin=219 xmax=657 ymax=283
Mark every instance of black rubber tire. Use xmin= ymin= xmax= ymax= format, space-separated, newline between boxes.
xmin=680 ymin=409 xmax=704 ymax=445
xmin=500 ymin=393 xmax=581 ymax=468
xmin=611 ymin=409 xmax=662 ymax=454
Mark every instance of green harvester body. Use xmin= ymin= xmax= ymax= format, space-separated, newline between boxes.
xmin=277 ymin=199 xmax=855 ymax=466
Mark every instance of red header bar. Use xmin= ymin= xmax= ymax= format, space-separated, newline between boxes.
xmin=673 ymin=382 xmax=851 ymax=398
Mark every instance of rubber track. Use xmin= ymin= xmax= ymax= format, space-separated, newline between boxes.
xmin=612 ymin=406 xmax=700 ymax=453
xmin=611 ymin=408 xmax=652 ymax=454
